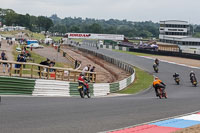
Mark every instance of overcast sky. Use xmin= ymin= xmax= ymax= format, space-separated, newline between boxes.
xmin=1 ymin=0 xmax=200 ymax=24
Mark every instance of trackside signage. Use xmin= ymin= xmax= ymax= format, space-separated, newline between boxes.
xmin=67 ymin=33 xmax=124 ymax=40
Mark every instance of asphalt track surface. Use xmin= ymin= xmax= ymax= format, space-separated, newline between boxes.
xmin=1 ymin=46 xmax=200 ymax=133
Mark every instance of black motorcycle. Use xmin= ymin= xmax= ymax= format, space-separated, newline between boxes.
xmin=174 ymin=77 xmax=180 ymax=85
xmin=191 ymin=76 xmax=197 ymax=87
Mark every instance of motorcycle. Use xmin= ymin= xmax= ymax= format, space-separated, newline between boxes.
xmin=78 ymin=80 xmax=91 ymax=98
xmin=174 ymin=77 xmax=180 ymax=85
xmin=157 ymin=87 xmax=167 ymax=99
xmin=153 ymin=64 xmax=159 ymax=73
xmin=191 ymin=76 xmax=197 ymax=87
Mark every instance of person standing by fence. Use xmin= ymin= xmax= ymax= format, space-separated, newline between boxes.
xmin=1 ymin=50 xmax=5 ymax=59
xmin=90 ymin=66 xmax=95 ymax=82
xmin=2 ymin=55 xmax=8 ymax=73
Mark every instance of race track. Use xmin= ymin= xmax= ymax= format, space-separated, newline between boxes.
xmin=1 ymin=46 xmax=200 ymax=133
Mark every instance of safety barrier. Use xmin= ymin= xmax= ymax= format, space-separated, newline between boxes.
xmin=0 ymin=76 xmax=35 ymax=95
xmin=33 ymin=79 xmax=70 ymax=96
xmin=129 ymin=48 xmax=200 ymax=60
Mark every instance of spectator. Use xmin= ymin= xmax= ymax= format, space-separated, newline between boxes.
xmin=38 ymin=58 xmax=50 ymax=76
xmin=2 ymin=56 xmax=8 ymax=73
xmin=90 ymin=66 xmax=95 ymax=81
xmin=82 ymin=64 xmax=91 ymax=75
xmin=15 ymin=54 xmax=26 ymax=74
xmin=1 ymin=50 xmax=5 ymax=59
xmin=49 ymin=63 xmax=55 ymax=72
xmin=88 ymin=64 xmax=91 ymax=71
xmin=74 ymin=60 xmax=78 ymax=69
xmin=50 ymin=59 xmax=56 ymax=67
xmin=17 ymin=51 xmax=26 ymax=68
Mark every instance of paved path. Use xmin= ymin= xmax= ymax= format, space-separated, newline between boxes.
xmin=0 ymin=40 xmax=14 ymax=61
xmin=32 ymin=46 xmax=72 ymax=67
xmin=1 ymin=45 xmax=200 ymax=133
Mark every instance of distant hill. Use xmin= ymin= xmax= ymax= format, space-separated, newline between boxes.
xmin=49 ymin=14 xmax=160 ymax=38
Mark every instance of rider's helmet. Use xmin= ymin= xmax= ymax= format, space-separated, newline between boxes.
xmin=155 ymin=77 xmax=159 ymax=80
xmin=191 ymin=71 xmax=194 ymax=73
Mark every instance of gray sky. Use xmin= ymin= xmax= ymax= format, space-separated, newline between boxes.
xmin=1 ymin=0 xmax=200 ymax=24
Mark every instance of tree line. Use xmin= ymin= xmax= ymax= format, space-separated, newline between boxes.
xmin=0 ymin=8 xmax=53 ymax=32
xmin=1 ymin=8 xmax=200 ymax=38
xmin=49 ymin=14 xmax=160 ymax=38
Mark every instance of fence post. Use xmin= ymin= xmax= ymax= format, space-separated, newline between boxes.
xmin=39 ymin=66 xmax=42 ymax=79
xmin=20 ymin=64 xmax=23 ymax=77
xmin=9 ymin=63 xmax=12 ymax=77
xmin=55 ymin=69 xmax=57 ymax=80
xmin=62 ymin=70 xmax=64 ymax=80
xmin=31 ymin=65 xmax=33 ymax=78
xmin=74 ymin=72 xmax=77 ymax=82
xmin=68 ymin=71 xmax=70 ymax=81
xmin=92 ymin=73 xmax=95 ymax=83
xmin=47 ymin=67 xmax=49 ymax=79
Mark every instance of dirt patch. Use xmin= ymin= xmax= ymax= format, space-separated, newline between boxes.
xmin=173 ymin=124 xmax=200 ymax=133
xmin=62 ymin=46 xmax=130 ymax=83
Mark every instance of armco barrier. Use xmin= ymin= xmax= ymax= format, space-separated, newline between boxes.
xmin=129 ymin=48 xmax=200 ymax=60
xmin=0 ymin=76 xmax=35 ymax=95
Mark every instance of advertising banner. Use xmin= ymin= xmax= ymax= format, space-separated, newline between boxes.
xmin=67 ymin=33 xmax=124 ymax=40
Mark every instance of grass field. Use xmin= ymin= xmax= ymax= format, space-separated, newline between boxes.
xmin=118 ymin=67 xmax=154 ymax=94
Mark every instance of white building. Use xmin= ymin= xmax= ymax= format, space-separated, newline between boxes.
xmin=0 ymin=25 xmax=26 ymax=31
xmin=159 ymin=20 xmax=200 ymax=54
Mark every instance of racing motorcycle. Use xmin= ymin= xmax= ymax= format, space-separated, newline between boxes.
xmin=157 ymin=87 xmax=167 ymax=99
xmin=191 ymin=76 xmax=197 ymax=87
xmin=78 ymin=80 xmax=91 ymax=98
xmin=153 ymin=64 xmax=159 ymax=73
xmin=174 ymin=77 xmax=180 ymax=85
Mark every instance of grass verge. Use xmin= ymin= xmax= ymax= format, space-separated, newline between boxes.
xmin=118 ymin=67 xmax=154 ymax=94
xmin=113 ymin=49 xmax=154 ymax=56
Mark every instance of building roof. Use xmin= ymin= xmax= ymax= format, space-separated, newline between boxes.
xmin=160 ymin=20 xmax=189 ymax=25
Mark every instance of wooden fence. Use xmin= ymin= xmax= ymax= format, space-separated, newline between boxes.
xmin=0 ymin=60 xmax=96 ymax=82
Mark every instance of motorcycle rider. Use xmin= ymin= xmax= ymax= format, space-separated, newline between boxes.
xmin=78 ymin=73 xmax=87 ymax=92
xmin=153 ymin=77 xmax=166 ymax=96
xmin=190 ymin=71 xmax=196 ymax=83
xmin=155 ymin=58 xmax=159 ymax=66
xmin=173 ymin=72 xmax=179 ymax=78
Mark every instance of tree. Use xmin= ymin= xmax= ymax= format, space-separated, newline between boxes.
xmin=88 ymin=23 xmax=103 ymax=33
xmin=37 ymin=16 xmax=53 ymax=32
